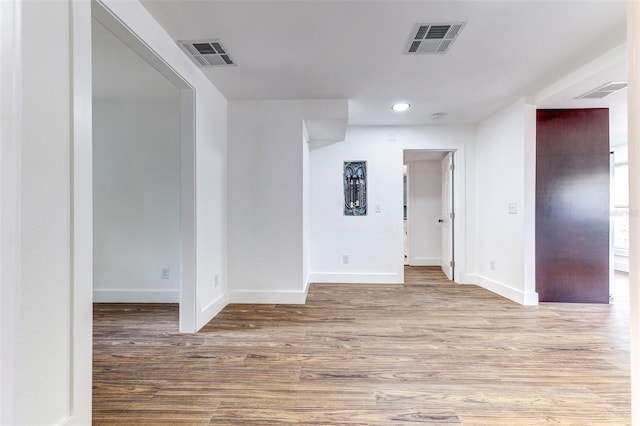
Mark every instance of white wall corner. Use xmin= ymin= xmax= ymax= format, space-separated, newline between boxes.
xmin=467 ymin=274 xmax=538 ymax=306
xmin=93 ymin=289 xmax=179 ymax=303
xmin=304 ymin=273 xmax=312 ymax=294
xmin=197 ymin=293 xmax=228 ymax=330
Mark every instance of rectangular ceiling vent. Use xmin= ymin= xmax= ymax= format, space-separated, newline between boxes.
xmin=576 ymin=82 xmax=627 ymax=99
xmin=405 ymin=22 xmax=466 ymax=55
xmin=177 ymin=39 xmax=236 ymax=67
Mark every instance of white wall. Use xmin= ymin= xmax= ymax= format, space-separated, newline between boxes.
xmin=12 ymin=0 xmax=83 ymax=423
xmin=310 ymin=125 xmax=473 ymax=284
xmin=470 ymin=98 xmax=538 ymax=305
xmin=406 ymin=160 xmax=442 ymax=266
xmin=98 ymin=0 xmax=229 ymax=330
xmin=93 ymin=98 xmax=181 ymax=302
xmin=227 ymin=99 xmax=347 ymax=303
xmin=1 ymin=0 xmax=21 ymax=422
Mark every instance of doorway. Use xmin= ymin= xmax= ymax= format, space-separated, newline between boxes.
xmin=403 ymin=150 xmax=455 ymax=281
xmin=92 ymin=3 xmax=197 ymax=332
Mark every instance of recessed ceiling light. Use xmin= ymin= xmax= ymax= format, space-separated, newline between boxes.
xmin=392 ymin=103 xmax=411 ymax=112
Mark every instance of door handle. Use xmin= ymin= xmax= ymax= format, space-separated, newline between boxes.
xmin=438 ymin=219 xmax=444 ymax=223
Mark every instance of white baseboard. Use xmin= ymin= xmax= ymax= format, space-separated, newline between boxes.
xmin=614 ymin=255 xmax=629 ymax=273
xmin=408 ymin=257 xmax=441 ymax=267
xmin=229 ymin=289 xmax=308 ymax=304
xmin=229 ymin=275 xmax=314 ymax=305
xmin=466 ymin=274 xmax=538 ymax=306
xmin=309 ymin=272 xmax=402 ymax=284
xmin=93 ymin=288 xmax=179 ymax=303
xmin=197 ymin=293 xmax=227 ymax=330
xmin=304 ymin=273 xmax=312 ymax=294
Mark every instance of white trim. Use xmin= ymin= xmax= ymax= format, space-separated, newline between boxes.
xmin=467 ymin=274 xmax=539 ymax=306
xmin=179 ymin=88 xmax=196 ymax=332
xmin=310 ymin=272 xmax=403 ymax=284
xmin=523 ymin=100 xmax=537 ymax=299
xmin=304 ymin=274 xmax=312 ymax=294
xmin=615 ymin=254 xmax=630 ymax=273
xmin=93 ymin=289 xmax=179 ymax=303
xmin=627 ymin=4 xmax=640 ymax=423
xmin=229 ymin=289 xmax=309 ymax=304
xmin=398 ymin=146 xmax=468 ymax=285
xmin=615 ymin=247 xmax=630 ymax=257
xmin=409 ymin=257 xmax=441 ymax=266
xmin=68 ymin=1 xmax=93 ymax=425
xmin=0 ymin=0 xmax=22 ymax=422
xmin=197 ymin=293 xmax=227 ymax=330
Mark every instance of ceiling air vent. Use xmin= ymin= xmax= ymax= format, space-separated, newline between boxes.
xmin=405 ymin=22 xmax=466 ymax=55
xmin=177 ymin=39 xmax=236 ymax=67
xmin=576 ymin=82 xmax=627 ymax=99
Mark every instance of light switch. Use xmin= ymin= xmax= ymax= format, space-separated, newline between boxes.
xmin=375 ymin=203 xmax=382 ymax=213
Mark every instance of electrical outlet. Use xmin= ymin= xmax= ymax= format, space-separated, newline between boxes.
xmin=214 ymin=274 xmax=219 ymax=287
xmin=161 ymin=267 xmax=170 ymax=279
xmin=342 ymin=254 xmax=349 ymax=264
xmin=490 ymin=260 xmax=495 ymax=271
xmin=508 ymin=202 xmax=517 ymax=214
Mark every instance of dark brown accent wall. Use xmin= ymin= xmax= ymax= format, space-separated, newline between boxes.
xmin=536 ymin=109 xmax=610 ymax=303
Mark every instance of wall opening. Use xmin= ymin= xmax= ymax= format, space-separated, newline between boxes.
xmin=92 ymin=2 xmax=197 ymax=332
xmin=402 ymin=149 xmax=455 ymax=282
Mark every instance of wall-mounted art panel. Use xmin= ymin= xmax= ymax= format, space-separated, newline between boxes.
xmin=344 ymin=161 xmax=367 ymax=216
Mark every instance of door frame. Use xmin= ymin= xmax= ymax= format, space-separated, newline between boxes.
xmin=401 ymin=149 xmax=462 ymax=283
xmin=91 ymin=1 xmax=198 ymax=332
xmin=441 ymin=152 xmax=455 ymax=280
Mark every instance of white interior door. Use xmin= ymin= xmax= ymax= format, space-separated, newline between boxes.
xmin=441 ymin=153 xmax=454 ymax=280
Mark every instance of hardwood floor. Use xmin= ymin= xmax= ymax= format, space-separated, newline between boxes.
xmin=93 ymin=266 xmax=631 ymax=425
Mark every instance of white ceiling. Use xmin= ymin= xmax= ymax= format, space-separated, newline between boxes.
xmin=140 ymin=0 xmax=626 ymax=126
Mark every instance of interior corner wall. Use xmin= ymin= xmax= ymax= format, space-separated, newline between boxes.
xmin=471 ymin=98 xmax=538 ymax=305
xmin=227 ymin=99 xmax=346 ymax=303
xmin=93 ymin=98 xmax=181 ymax=302
xmin=406 ymin=160 xmax=442 ymax=266
xmin=310 ymin=125 xmax=473 ymax=284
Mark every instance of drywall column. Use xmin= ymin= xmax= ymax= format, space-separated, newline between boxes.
xmin=472 ymin=99 xmax=538 ymax=305
xmin=227 ymin=100 xmax=348 ymax=303
xmin=10 ymin=0 xmax=92 ymax=423
xmin=628 ymin=2 xmax=640 ymax=424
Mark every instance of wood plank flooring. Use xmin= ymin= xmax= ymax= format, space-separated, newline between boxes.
xmin=93 ymin=266 xmax=631 ymax=425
